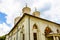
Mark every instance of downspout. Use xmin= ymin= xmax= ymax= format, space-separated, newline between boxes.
xmin=8 ymin=36 xmax=9 ymax=40
xmin=16 ymin=26 xmax=18 ymax=40
xmin=11 ymin=32 xmax=13 ymax=40
xmin=28 ymin=16 xmax=30 ymax=40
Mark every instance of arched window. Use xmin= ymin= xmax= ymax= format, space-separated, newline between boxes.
xmin=23 ymin=34 xmax=24 ymax=40
xmin=33 ymin=24 xmax=38 ymax=40
xmin=57 ymin=29 xmax=59 ymax=33
xmin=44 ymin=27 xmax=52 ymax=35
xmin=21 ymin=25 xmax=25 ymax=40
xmin=56 ymin=29 xmax=60 ymax=40
xmin=22 ymin=26 xmax=24 ymax=29
xmin=33 ymin=24 xmax=38 ymax=29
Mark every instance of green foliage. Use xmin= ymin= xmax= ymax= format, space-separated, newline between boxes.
xmin=0 ymin=35 xmax=6 ymax=40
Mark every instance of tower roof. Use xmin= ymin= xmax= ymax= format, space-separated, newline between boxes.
xmin=33 ymin=8 xmax=40 ymax=17
xmin=22 ymin=4 xmax=31 ymax=13
xmin=22 ymin=6 xmax=31 ymax=11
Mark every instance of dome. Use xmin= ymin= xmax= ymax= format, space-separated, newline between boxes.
xmin=33 ymin=10 xmax=40 ymax=17
xmin=33 ymin=11 xmax=40 ymax=15
xmin=22 ymin=6 xmax=31 ymax=14
xmin=14 ymin=16 xmax=20 ymax=24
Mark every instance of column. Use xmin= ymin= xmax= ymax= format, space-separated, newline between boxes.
xmin=56 ymin=37 xmax=59 ymax=40
xmin=53 ymin=36 xmax=56 ymax=40
xmin=20 ymin=32 xmax=22 ymax=40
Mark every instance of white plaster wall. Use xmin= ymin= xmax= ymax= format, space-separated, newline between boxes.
xmin=18 ymin=30 xmax=20 ymax=40
xmin=17 ymin=15 xmax=29 ymax=40
xmin=5 ymin=15 xmax=60 ymax=40
xmin=30 ymin=17 xmax=42 ymax=40
xmin=29 ymin=16 xmax=60 ymax=40
xmin=22 ymin=15 xmax=30 ymax=40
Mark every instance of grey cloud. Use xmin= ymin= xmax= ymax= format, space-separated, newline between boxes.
xmin=39 ymin=3 xmax=51 ymax=12
xmin=0 ymin=0 xmax=2 ymax=3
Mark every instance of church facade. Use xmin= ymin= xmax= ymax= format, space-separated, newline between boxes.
xmin=5 ymin=6 xmax=60 ymax=40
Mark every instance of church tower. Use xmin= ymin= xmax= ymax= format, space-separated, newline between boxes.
xmin=32 ymin=8 xmax=40 ymax=17
xmin=22 ymin=4 xmax=31 ymax=14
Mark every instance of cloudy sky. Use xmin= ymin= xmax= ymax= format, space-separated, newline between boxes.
xmin=0 ymin=0 xmax=60 ymax=36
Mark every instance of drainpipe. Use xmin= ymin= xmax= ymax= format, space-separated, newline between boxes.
xmin=16 ymin=26 xmax=18 ymax=40
xmin=8 ymin=36 xmax=9 ymax=40
xmin=28 ymin=16 xmax=30 ymax=40
xmin=11 ymin=32 xmax=13 ymax=40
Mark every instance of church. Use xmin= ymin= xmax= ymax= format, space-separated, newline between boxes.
xmin=5 ymin=5 xmax=60 ymax=40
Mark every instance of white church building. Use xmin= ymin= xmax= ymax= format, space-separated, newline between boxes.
xmin=5 ymin=5 xmax=60 ymax=40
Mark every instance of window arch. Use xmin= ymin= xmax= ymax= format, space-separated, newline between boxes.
xmin=22 ymin=25 xmax=24 ymax=29
xmin=57 ymin=29 xmax=59 ymax=33
xmin=33 ymin=24 xmax=38 ymax=29
xmin=44 ymin=26 xmax=52 ymax=35
xmin=21 ymin=25 xmax=24 ymax=33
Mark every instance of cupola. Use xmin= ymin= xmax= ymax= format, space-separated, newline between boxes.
xmin=14 ymin=16 xmax=20 ymax=24
xmin=33 ymin=8 xmax=40 ymax=17
xmin=22 ymin=4 xmax=31 ymax=14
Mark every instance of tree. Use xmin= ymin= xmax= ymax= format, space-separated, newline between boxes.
xmin=0 ymin=35 xmax=6 ymax=40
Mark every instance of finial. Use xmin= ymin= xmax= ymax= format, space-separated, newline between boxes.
xmin=35 ymin=7 xmax=37 ymax=11
xmin=26 ymin=3 xmax=27 ymax=7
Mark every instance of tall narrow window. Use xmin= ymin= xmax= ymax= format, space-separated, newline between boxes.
xmin=33 ymin=24 xmax=38 ymax=40
xmin=21 ymin=25 xmax=25 ymax=40
xmin=23 ymin=34 xmax=24 ymax=40
xmin=57 ymin=29 xmax=60 ymax=40
xmin=33 ymin=33 xmax=37 ymax=40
